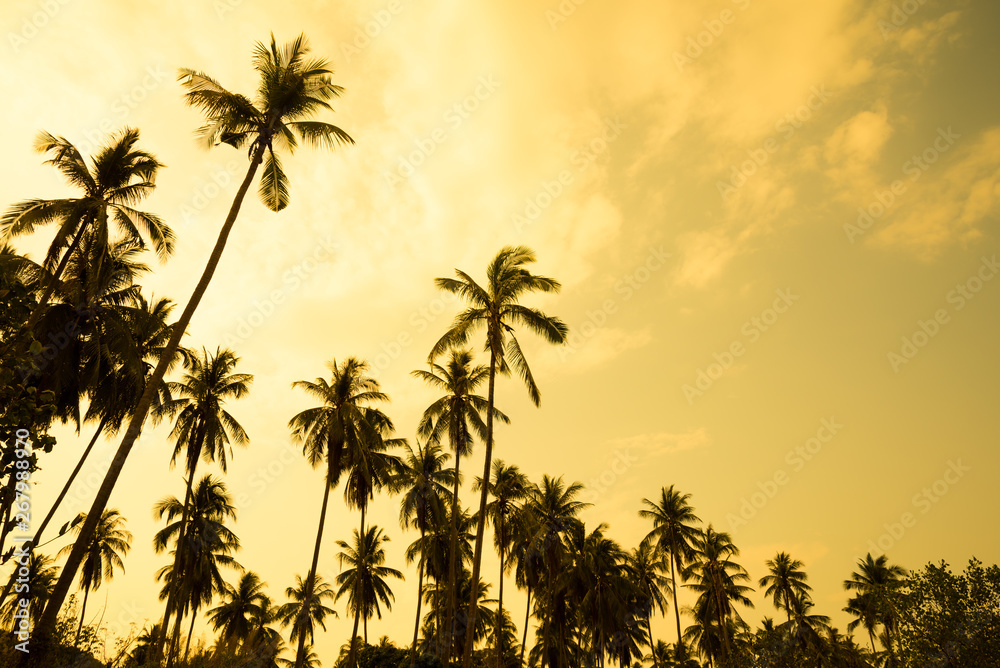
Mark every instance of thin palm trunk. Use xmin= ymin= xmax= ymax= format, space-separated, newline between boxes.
xmin=34 ymin=141 xmax=268 ymax=661
xmin=74 ymin=583 xmax=91 ymax=646
xmin=159 ymin=455 xmax=200 ymax=667
xmin=462 ymin=351 xmax=497 ymax=668
xmin=646 ymin=606 xmax=657 ymax=668
xmin=409 ymin=525 xmax=426 ymax=668
xmin=0 ymin=416 xmax=108 ymax=611
xmin=444 ymin=447 xmax=462 ymax=662
xmin=295 ymin=470 xmax=333 ymax=668
xmin=184 ymin=607 xmax=197 ymax=661
xmin=348 ymin=607 xmax=361 ymax=668
xmin=22 ymin=212 xmax=93 ymax=332
xmin=519 ymin=585 xmax=531 ymax=666
xmin=496 ymin=536 xmax=504 ymax=668
xmin=669 ymin=540 xmax=683 ymax=658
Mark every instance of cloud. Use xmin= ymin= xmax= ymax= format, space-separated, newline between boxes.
xmin=610 ymin=427 xmax=712 ymax=456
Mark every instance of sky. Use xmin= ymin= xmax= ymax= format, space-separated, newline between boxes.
xmin=2 ymin=0 xmax=999 ymax=663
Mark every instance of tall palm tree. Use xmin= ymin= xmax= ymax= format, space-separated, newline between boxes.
xmin=429 ymin=246 xmax=567 ymax=668
xmin=475 ymin=460 xmax=529 ymax=668
xmin=0 ymin=127 xmax=171 ymax=332
xmin=288 ymin=356 xmax=390 ymax=668
xmin=153 ymin=345 xmax=251 ymax=661
xmin=411 ymin=347 xmax=507 ymax=661
xmin=56 ymin=508 xmax=131 ymax=645
xmin=640 ymin=485 xmax=702 ymax=656
xmin=759 ymin=552 xmax=812 ymax=621
xmin=396 ymin=441 xmax=453 ymax=667
xmin=628 ymin=541 xmax=671 ymax=668
xmin=153 ymin=474 xmax=241 ymax=666
xmin=36 ymin=34 xmax=354 ymax=650
xmin=275 ymin=573 xmax=338 ymax=653
xmin=843 ymin=553 xmax=907 ymax=656
xmin=0 ymin=552 xmax=58 ymax=628
xmin=207 ymin=570 xmax=270 ymax=651
xmin=334 ymin=525 xmax=403 ymax=668
xmin=686 ymin=526 xmax=753 ymax=666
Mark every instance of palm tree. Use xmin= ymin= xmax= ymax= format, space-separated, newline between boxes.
xmin=0 ymin=552 xmax=58 ymax=628
xmin=412 ymin=347 xmax=507 ymax=661
xmin=153 ymin=346 xmax=251 ymax=661
xmin=843 ymin=553 xmax=906 ymax=656
xmin=334 ymin=525 xmax=403 ymax=668
xmin=640 ymin=486 xmax=702 ymax=657
xmin=628 ymin=541 xmax=671 ymax=668
xmin=275 ymin=573 xmax=338 ymax=652
xmin=207 ymin=570 xmax=270 ymax=651
xmin=686 ymin=526 xmax=754 ymax=666
xmin=56 ymin=508 xmax=131 ymax=645
xmin=759 ymin=552 xmax=812 ymax=621
xmin=475 ymin=460 xmax=529 ymax=668
xmin=288 ymin=356 xmax=391 ymax=667
xmin=36 ymin=34 xmax=353 ymax=649
xmin=396 ymin=441 xmax=453 ymax=667
xmin=429 ymin=246 xmax=567 ymax=668
xmin=0 ymin=127 xmax=171 ymax=333
xmin=153 ymin=474 xmax=241 ymax=666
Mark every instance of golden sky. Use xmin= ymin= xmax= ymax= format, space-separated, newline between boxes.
xmin=3 ymin=0 xmax=999 ymax=661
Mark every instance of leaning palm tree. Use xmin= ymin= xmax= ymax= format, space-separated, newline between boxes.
xmin=640 ymin=485 xmax=701 ymax=657
xmin=153 ymin=345 xmax=251 ymax=661
xmin=475 ymin=460 xmax=529 ymax=668
xmin=334 ymin=525 xmax=403 ymax=668
xmin=396 ymin=441 xmax=453 ymax=667
xmin=0 ymin=127 xmax=172 ymax=332
xmin=35 ymin=34 xmax=353 ymax=651
xmin=288 ymin=357 xmax=390 ymax=667
xmin=429 ymin=246 xmax=568 ymax=668
xmin=275 ymin=573 xmax=338 ymax=653
xmin=57 ymin=508 xmax=132 ymax=646
xmin=759 ymin=552 xmax=812 ymax=621
xmin=411 ymin=347 xmax=507 ymax=661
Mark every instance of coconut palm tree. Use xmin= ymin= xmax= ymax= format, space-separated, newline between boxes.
xmin=0 ymin=552 xmax=58 ymax=628
xmin=759 ymin=552 xmax=812 ymax=622
xmin=475 ymin=460 xmax=529 ymax=668
xmin=207 ymin=570 xmax=270 ymax=651
xmin=288 ymin=356 xmax=391 ymax=667
xmin=275 ymin=573 xmax=337 ymax=653
xmin=56 ymin=508 xmax=131 ymax=645
xmin=628 ymin=541 xmax=671 ymax=668
xmin=396 ymin=441 xmax=453 ymax=667
xmin=640 ymin=486 xmax=702 ymax=657
xmin=843 ymin=553 xmax=907 ymax=657
xmin=429 ymin=246 xmax=567 ymax=668
xmin=411 ymin=347 xmax=507 ymax=660
xmin=36 ymin=34 xmax=353 ymax=650
xmin=0 ymin=127 xmax=171 ymax=333
xmin=153 ymin=474 xmax=241 ymax=666
xmin=334 ymin=525 xmax=403 ymax=668
xmin=153 ymin=346 xmax=251 ymax=660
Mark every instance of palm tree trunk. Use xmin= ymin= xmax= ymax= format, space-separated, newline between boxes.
xmin=33 ymin=141 xmax=268 ymax=662
xmin=348 ymin=607 xmax=362 ymax=668
xmin=167 ymin=607 xmax=184 ymax=668
xmin=158 ymin=459 xmax=199 ymax=667
xmin=364 ymin=615 xmax=368 ymax=644
xmin=668 ymin=542 xmax=683 ymax=659
xmin=0 ymin=416 xmax=109 ymax=612
xmin=519 ymin=585 xmax=531 ymax=666
xmin=646 ymin=606 xmax=657 ymax=668
xmin=496 ymin=537 xmax=504 ymax=668
xmin=22 ymin=212 xmax=93 ymax=332
xmin=295 ymin=470 xmax=334 ymax=668
xmin=409 ymin=525 xmax=426 ymax=668
xmin=462 ymin=349 xmax=497 ymax=668
xmin=444 ymin=443 xmax=462 ymax=663
xmin=184 ymin=607 xmax=197 ymax=661
xmin=74 ymin=583 xmax=91 ymax=647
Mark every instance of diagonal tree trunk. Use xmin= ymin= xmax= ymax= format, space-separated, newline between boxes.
xmin=184 ymin=606 xmax=197 ymax=661
xmin=74 ymin=583 xmax=91 ymax=647
xmin=461 ymin=350 xmax=497 ymax=668
xmin=29 ymin=142 xmax=267 ymax=668
xmin=295 ymin=469 xmax=333 ymax=668
xmin=519 ymin=585 xmax=532 ymax=666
